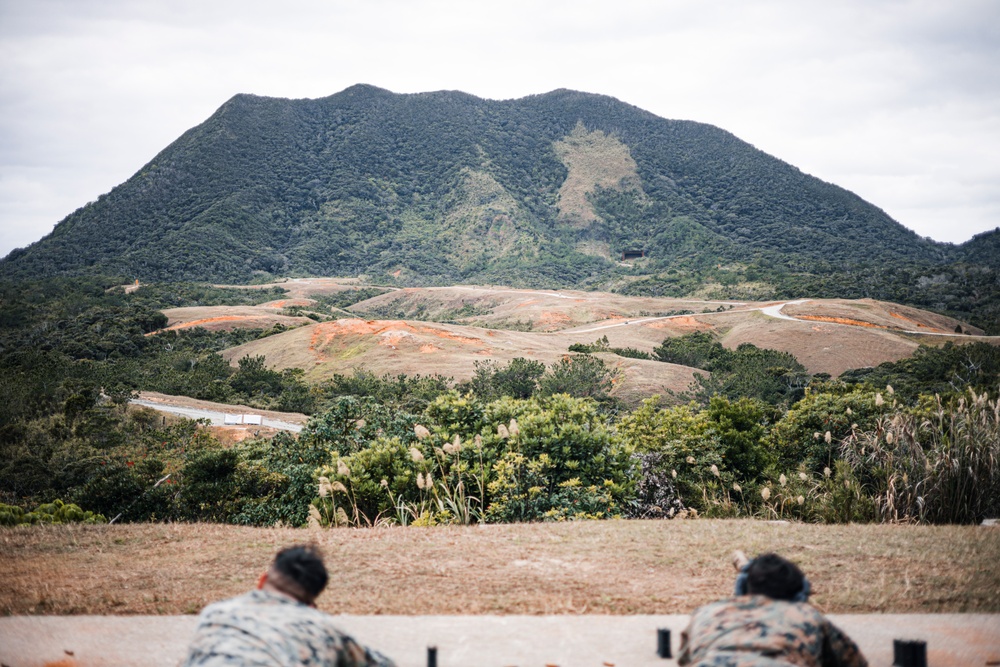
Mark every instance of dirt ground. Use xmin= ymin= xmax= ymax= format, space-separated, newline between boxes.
xmin=3 ymin=520 xmax=998 ymax=617
xmin=160 ymin=283 xmax=993 ymax=396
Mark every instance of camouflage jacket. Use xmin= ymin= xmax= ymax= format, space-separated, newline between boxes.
xmin=182 ymin=589 xmax=395 ymax=667
xmin=678 ymin=595 xmax=868 ymax=667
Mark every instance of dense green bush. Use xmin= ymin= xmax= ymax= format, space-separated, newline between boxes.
xmin=457 ymin=358 xmax=545 ymax=401
xmin=765 ymin=385 xmax=890 ymax=473
xmin=569 ymin=335 xmax=652 ymax=360
xmin=537 ymin=354 xmax=618 ymax=407
xmin=0 ymin=499 xmax=106 ymax=525
xmin=840 ymin=342 xmax=1000 ymax=401
xmin=654 ymin=332 xmax=811 ymax=406
xmin=314 ymin=393 xmax=631 ymax=526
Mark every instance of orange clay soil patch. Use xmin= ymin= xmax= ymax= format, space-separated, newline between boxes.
xmin=306 ymin=320 xmax=487 ymax=361
xmin=259 ymin=298 xmax=315 ymax=309
xmin=307 ymin=321 xmax=376 ymax=361
xmin=2 ymin=521 xmax=997 ymax=616
xmin=889 ymin=311 xmax=934 ymax=329
xmin=416 ymin=326 xmax=484 ymax=346
xmin=538 ymin=311 xmax=572 ymax=326
xmin=379 ymin=331 xmax=416 ymax=348
xmin=795 ymin=315 xmax=887 ymax=329
xmin=642 ymin=316 xmax=711 ymax=330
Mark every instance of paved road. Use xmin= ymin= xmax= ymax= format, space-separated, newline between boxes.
xmin=130 ymin=399 xmax=303 ymax=432
xmin=573 ymin=297 xmax=991 ymax=341
xmin=760 ymin=298 xmax=811 ymax=321
xmin=2 ymin=614 xmax=997 ymax=667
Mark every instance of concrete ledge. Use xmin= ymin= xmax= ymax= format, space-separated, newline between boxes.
xmin=1 ymin=614 xmax=998 ymax=667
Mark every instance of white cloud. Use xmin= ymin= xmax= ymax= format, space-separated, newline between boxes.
xmin=1 ymin=0 xmax=998 ymax=257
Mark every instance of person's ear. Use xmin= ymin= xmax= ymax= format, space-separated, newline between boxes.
xmin=256 ymin=571 xmax=268 ymax=590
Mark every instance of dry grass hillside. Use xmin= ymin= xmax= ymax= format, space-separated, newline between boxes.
xmin=349 ymin=285 xmax=733 ymax=332
xmin=160 ymin=305 xmax=314 ymax=332
xmin=220 ymin=317 xmax=701 ymax=402
xmin=149 ymin=280 xmax=993 ymax=401
xmin=3 ymin=520 xmax=997 ymax=615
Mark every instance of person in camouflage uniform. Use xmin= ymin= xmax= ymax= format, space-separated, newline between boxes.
xmin=678 ymin=552 xmax=867 ymax=667
xmin=182 ymin=544 xmax=395 ymax=667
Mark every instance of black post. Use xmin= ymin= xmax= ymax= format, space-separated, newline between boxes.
xmin=893 ymin=639 xmax=927 ymax=667
xmin=657 ymin=628 xmax=672 ymax=658
xmin=427 ymin=645 xmax=438 ymax=667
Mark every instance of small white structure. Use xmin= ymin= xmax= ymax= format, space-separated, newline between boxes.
xmin=223 ymin=414 xmax=264 ymax=426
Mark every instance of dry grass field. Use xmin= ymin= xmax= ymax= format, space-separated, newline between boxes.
xmin=3 ymin=520 xmax=997 ymax=617
xmin=154 ymin=282 xmax=992 ymax=395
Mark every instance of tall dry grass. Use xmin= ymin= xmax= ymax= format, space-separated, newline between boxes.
xmin=840 ymin=388 xmax=1000 ymax=524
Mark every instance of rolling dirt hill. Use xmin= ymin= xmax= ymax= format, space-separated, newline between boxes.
xmin=221 ymin=316 xmax=702 ymax=403
xmin=346 ymin=285 xmax=741 ymax=332
xmin=160 ymin=305 xmax=315 ymax=332
xmin=164 ymin=280 xmax=996 ymax=403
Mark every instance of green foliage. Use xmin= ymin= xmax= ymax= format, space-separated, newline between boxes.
xmin=537 ymin=354 xmax=617 ymax=405
xmin=299 ymin=395 xmax=418 ymax=456
xmin=839 ymin=342 xmax=1000 ymax=402
xmin=310 ymin=287 xmax=391 ymax=311
xmin=482 ymin=394 xmax=631 ymax=521
xmin=766 ymin=385 xmax=891 ymax=473
xmin=0 ymin=499 xmax=106 ymax=526
xmin=569 ymin=335 xmax=652 ymax=360
xmin=653 ymin=331 xmax=727 ymax=368
xmin=654 ymin=332 xmax=811 ymax=406
xmin=457 ymin=357 xmax=545 ymax=401
xmin=0 ymin=274 xmax=993 ymax=528
xmin=130 ymin=283 xmax=289 ymax=308
xmin=705 ymin=396 xmax=776 ymax=484
xmin=691 ymin=343 xmax=810 ymax=406
xmin=615 ymin=397 xmax=722 ymax=513
xmin=313 ymin=393 xmax=631 ymax=526
xmin=316 ymin=370 xmax=452 ymax=414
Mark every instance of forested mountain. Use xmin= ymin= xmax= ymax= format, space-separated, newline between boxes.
xmin=1 ymin=85 xmax=996 ymax=328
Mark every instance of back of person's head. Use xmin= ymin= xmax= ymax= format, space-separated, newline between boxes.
xmin=268 ymin=544 xmax=329 ymax=605
xmin=745 ymin=553 xmax=806 ymax=601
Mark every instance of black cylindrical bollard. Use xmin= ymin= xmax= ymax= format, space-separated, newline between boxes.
xmin=657 ymin=628 xmax=672 ymax=658
xmin=427 ymin=645 xmax=438 ymax=667
xmin=893 ymin=639 xmax=927 ymax=667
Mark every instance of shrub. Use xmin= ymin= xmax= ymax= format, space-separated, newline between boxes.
xmin=767 ymin=385 xmax=890 ymax=472
xmin=314 ymin=393 xmax=631 ymax=526
xmin=615 ymin=396 xmax=724 ymax=512
xmin=0 ymin=499 xmax=106 ymax=525
xmin=537 ymin=354 xmax=617 ymax=404
xmin=458 ymin=358 xmax=545 ymax=401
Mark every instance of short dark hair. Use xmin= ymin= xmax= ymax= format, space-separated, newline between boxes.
xmin=271 ymin=545 xmax=329 ymax=603
xmin=745 ymin=553 xmax=806 ymax=601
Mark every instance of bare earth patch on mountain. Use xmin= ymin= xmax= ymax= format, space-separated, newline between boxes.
xmin=553 ymin=122 xmax=644 ymax=228
xmin=2 ymin=520 xmax=997 ymax=616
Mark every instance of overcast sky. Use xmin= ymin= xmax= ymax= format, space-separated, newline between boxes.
xmin=1 ymin=0 xmax=998 ymax=259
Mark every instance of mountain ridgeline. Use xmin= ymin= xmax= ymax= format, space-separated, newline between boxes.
xmin=2 ymin=85 xmax=997 ymax=329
